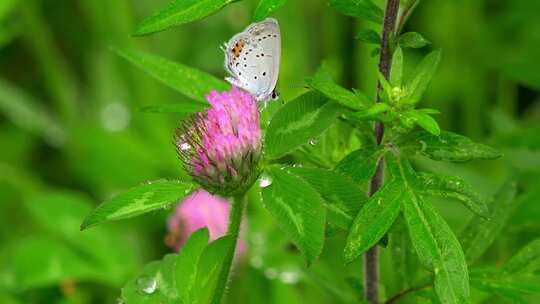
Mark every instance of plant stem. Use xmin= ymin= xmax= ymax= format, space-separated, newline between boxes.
xmin=212 ymin=194 xmax=246 ymax=304
xmin=365 ymin=1 xmax=400 ymax=303
xmin=385 ymin=284 xmax=432 ymax=304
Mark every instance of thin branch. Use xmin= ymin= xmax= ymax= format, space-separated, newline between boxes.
xmin=385 ymin=284 xmax=432 ymax=304
xmin=364 ymin=1 xmax=400 ymax=304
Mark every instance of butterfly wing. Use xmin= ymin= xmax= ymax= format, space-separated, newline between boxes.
xmin=224 ymin=18 xmax=281 ymax=101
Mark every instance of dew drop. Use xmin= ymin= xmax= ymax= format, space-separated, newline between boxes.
xmin=259 ymin=174 xmax=273 ymax=188
xmin=309 ymin=138 xmax=318 ymax=146
xmin=180 ymin=142 xmax=191 ymax=151
xmin=136 ymin=276 xmax=157 ymax=294
xmin=279 ymin=271 xmax=300 ymax=284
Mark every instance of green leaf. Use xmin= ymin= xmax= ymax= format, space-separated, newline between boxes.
xmin=288 ymin=167 xmax=366 ymax=230
xmin=261 ymin=166 xmax=326 ymax=265
xmin=329 ymin=0 xmax=383 ymax=24
xmin=306 ymin=64 xmax=369 ymax=110
xmin=335 ymin=146 xmax=385 ymax=183
xmin=399 ymin=32 xmax=431 ymax=49
xmin=347 ymin=102 xmax=391 ymax=122
xmin=115 ymin=48 xmax=228 ymax=103
xmin=471 ymin=269 xmax=540 ymax=298
xmin=392 ymin=156 xmax=470 ymax=303
xmin=194 ymin=235 xmax=234 ymax=304
xmin=460 ymin=181 xmax=517 ymax=264
xmin=415 ymin=172 xmax=489 ymax=218
xmin=398 ymin=130 xmax=502 ymax=162
xmin=377 ymin=71 xmax=393 ymax=101
xmin=343 ymin=179 xmax=403 ymax=263
xmin=24 ymin=191 xmax=139 ymax=285
xmin=402 ymin=110 xmax=441 ymax=136
xmin=504 ymin=239 xmax=540 ymax=274
xmin=404 ymin=50 xmax=441 ymax=105
xmin=121 ymin=254 xmax=179 ymax=303
xmin=253 ymin=0 xmax=287 ymax=21
xmin=265 ymin=91 xmax=344 ymax=159
xmin=176 ymin=229 xmax=210 ymax=303
xmin=134 ymin=0 xmax=237 ymax=36
xmin=0 ymin=78 xmax=64 ymax=145
xmin=390 ymin=47 xmax=403 ymax=86
xmin=81 ymin=180 xmax=195 ymax=230
xmin=140 ymin=102 xmax=206 ymax=114
xmin=356 ymin=29 xmax=380 ymax=44
xmin=3 ymin=237 xmax=100 ymax=290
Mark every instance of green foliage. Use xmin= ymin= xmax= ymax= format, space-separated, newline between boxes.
xmin=115 ymin=48 xmax=229 ymax=103
xmin=265 ymin=91 xmax=344 ymax=159
xmin=390 ymin=47 xmax=403 ymax=86
xmin=399 ymin=32 xmax=431 ymax=49
xmin=0 ymin=78 xmax=64 ymax=145
xmin=1 ymin=0 xmax=537 ymax=303
xmin=329 ymin=0 xmax=383 ymax=24
xmin=398 ymin=130 xmax=502 ymax=162
xmin=261 ymin=166 xmax=326 ymax=265
xmin=134 ymin=0 xmax=237 ymax=36
xmin=390 ymin=156 xmax=470 ymax=304
xmin=343 ymin=179 xmax=402 ymax=263
xmin=288 ymin=167 xmax=364 ymax=230
xmin=460 ymin=181 xmax=518 ymax=264
xmin=504 ymin=239 xmax=540 ymax=274
xmin=81 ymin=180 xmax=195 ymax=230
xmin=120 ymin=231 xmax=233 ymax=304
xmin=140 ymin=102 xmax=206 ymax=114
xmin=401 ymin=109 xmax=441 ymax=135
xmin=176 ymin=229 xmax=210 ymax=303
xmin=335 ymin=146 xmax=385 ymax=183
xmin=253 ymin=0 xmax=287 ymax=21
xmin=403 ymin=50 xmax=441 ymax=105
xmin=306 ymin=64 xmax=370 ymax=110
xmin=415 ymin=172 xmax=489 ymax=218
xmin=355 ymin=29 xmax=380 ymax=44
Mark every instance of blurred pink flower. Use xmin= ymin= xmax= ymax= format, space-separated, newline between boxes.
xmin=175 ymin=87 xmax=261 ymax=195
xmin=165 ymin=190 xmax=246 ymax=256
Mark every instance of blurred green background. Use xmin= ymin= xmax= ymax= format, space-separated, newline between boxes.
xmin=0 ymin=0 xmax=539 ymax=303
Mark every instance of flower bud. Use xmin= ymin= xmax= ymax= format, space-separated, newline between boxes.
xmin=165 ymin=190 xmax=246 ymax=256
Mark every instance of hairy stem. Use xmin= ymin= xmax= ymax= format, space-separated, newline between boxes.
xmin=212 ymin=194 xmax=246 ymax=304
xmin=364 ymin=0 xmax=400 ymax=303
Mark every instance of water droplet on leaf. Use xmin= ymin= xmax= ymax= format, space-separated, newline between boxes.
xmin=259 ymin=174 xmax=273 ymax=188
xmin=136 ymin=276 xmax=157 ymax=294
xmin=309 ymin=138 xmax=318 ymax=146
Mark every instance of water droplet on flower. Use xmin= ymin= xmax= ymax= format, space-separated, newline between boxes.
xmin=259 ymin=174 xmax=273 ymax=188
xmin=309 ymin=138 xmax=318 ymax=146
xmin=180 ymin=142 xmax=191 ymax=151
xmin=136 ymin=276 xmax=157 ymax=294
xmin=279 ymin=271 xmax=300 ymax=284
xmin=264 ymin=268 xmax=278 ymax=279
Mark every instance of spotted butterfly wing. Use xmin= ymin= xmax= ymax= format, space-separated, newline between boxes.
xmin=224 ymin=18 xmax=281 ymax=102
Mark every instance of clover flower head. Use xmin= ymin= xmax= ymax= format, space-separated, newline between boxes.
xmin=175 ymin=87 xmax=262 ymax=195
xmin=165 ymin=190 xmax=246 ymax=256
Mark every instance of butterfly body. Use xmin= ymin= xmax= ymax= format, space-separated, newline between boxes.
xmin=224 ymin=18 xmax=281 ymax=102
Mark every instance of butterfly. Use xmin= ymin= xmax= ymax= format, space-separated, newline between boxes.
xmin=223 ymin=18 xmax=281 ymax=103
